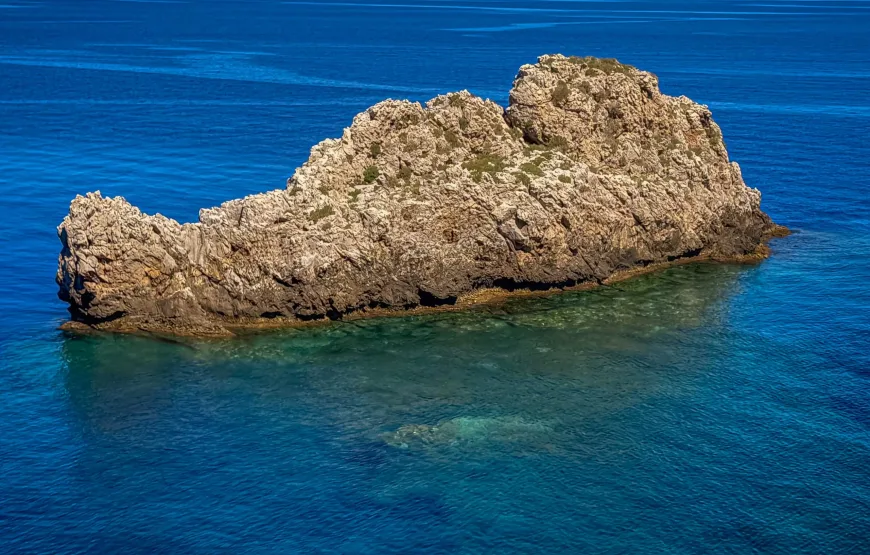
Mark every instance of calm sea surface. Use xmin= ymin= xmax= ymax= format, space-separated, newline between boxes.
xmin=1 ymin=1 xmax=869 ymax=553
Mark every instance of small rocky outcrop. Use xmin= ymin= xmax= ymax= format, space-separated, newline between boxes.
xmin=57 ymin=55 xmax=783 ymax=336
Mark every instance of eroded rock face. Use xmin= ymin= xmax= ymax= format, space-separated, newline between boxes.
xmin=57 ymin=55 xmax=779 ymax=335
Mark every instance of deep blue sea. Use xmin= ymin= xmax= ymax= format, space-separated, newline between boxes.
xmin=2 ymin=0 xmax=870 ymax=552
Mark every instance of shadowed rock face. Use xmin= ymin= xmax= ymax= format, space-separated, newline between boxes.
xmin=56 ymin=55 xmax=779 ymax=336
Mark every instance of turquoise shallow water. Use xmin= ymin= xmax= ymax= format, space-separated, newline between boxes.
xmin=2 ymin=0 xmax=870 ymax=552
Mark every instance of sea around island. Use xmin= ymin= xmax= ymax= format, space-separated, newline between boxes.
xmin=1 ymin=0 xmax=869 ymax=553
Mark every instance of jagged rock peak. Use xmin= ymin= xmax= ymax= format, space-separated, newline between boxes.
xmin=56 ymin=55 xmax=782 ymax=336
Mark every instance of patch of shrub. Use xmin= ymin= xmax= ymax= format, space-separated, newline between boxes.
xmin=444 ymin=129 xmax=460 ymax=148
xmin=363 ymin=165 xmax=380 ymax=184
xmin=706 ymin=126 xmax=723 ymax=149
xmin=594 ymin=58 xmax=635 ymax=75
xmin=462 ymin=154 xmax=506 ymax=183
xmin=309 ymin=205 xmax=334 ymax=222
xmin=397 ymin=165 xmax=413 ymax=183
xmin=459 ymin=116 xmax=469 ymax=131
xmin=551 ymin=81 xmax=570 ymax=106
xmin=514 ymin=172 xmax=531 ymax=186
xmin=398 ymin=113 xmax=420 ymax=127
xmin=531 ymin=155 xmax=549 ymax=167
xmin=606 ymin=101 xmax=624 ymax=119
xmin=546 ymin=135 xmax=569 ymax=150
xmin=520 ymin=162 xmax=544 ymax=177
xmin=558 ymin=175 xmax=572 ymax=184
xmin=348 ymin=188 xmax=361 ymax=202
xmin=370 ymin=142 xmax=381 ymax=157
xmin=568 ymin=56 xmax=635 ymax=75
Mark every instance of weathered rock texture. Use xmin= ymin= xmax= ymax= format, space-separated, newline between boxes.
xmin=57 ymin=55 xmax=782 ymax=336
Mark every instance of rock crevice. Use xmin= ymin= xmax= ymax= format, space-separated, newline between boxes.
xmin=57 ymin=55 xmax=782 ymax=335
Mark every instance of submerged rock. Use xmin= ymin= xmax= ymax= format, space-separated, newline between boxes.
xmin=382 ymin=416 xmax=553 ymax=449
xmin=57 ymin=54 xmax=783 ymax=335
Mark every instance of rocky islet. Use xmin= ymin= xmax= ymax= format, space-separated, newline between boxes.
xmin=56 ymin=54 xmax=784 ymax=336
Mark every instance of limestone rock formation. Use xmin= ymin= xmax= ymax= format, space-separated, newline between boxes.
xmin=57 ymin=55 xmax=782 ymax=336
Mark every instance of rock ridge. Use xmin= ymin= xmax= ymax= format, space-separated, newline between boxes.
xmin=57 ymin=54 xmax=783 ymax=336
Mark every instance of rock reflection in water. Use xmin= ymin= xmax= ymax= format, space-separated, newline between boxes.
xmin=58 ymin=263 xmax=744 ymax=454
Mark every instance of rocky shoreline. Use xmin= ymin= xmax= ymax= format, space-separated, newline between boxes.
xmin=56 ymin=54 xmax=785 ymax=337
xmin=57 ymin=245 xmax=786 ymax=338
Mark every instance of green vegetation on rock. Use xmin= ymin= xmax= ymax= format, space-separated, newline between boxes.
xmin=363 ymin=165 xmax=380 ymax=184
xmin=551 ymin=81 xmax=570 ymax=106
xmin=462 ymin=154 xmax=506 ymax=183
xmin=514 ymin=172 xmax=531 ymax=186
xmin=567 ymin=56 xmax=635 ymax=75
xmin=309 ymin=205 xmax=334 ymax=222
xmin=520 ymin=162 xmax=544 ymax=177
xmin=397 ymin=165 xmax=413 ymax=183
xmin=546 ymin=135 xmax=569 ymax=150
xmin=444 ymin=129 xmax=460 ymax=149
xmin=706 ymin=126 xmax=723 ymax=149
